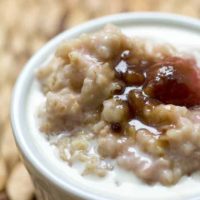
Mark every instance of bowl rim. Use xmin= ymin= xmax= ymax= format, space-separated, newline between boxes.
xmin=10 ymin=12 xmax=200 ymax=200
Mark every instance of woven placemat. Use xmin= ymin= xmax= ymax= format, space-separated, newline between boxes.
xmin=0 ymin=0 xmax=200 ymax=199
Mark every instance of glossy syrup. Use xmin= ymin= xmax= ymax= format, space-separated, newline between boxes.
xmin=111 ymin=50 xmax=200 ymax=135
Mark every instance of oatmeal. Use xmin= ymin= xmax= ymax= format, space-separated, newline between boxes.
xmin=37 ymin=25 xmax=200 ymax=186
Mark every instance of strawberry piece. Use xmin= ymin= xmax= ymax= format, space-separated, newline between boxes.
xmin=144 ymin=57 xmax=200 ymax=107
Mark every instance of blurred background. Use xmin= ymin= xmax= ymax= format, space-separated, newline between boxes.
xmin=0 ymin=0 xmax=200 ymax=200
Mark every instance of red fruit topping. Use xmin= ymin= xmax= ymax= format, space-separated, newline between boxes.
xmin=144 ymin=57 xmax=200 ymax=107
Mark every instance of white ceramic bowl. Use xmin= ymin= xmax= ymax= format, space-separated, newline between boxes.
xmin=11 ymin=13 xmax=200 ymax=200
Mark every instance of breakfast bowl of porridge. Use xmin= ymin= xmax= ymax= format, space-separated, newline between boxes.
xmin=11 ymin=13 xmax=200 ymax=200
